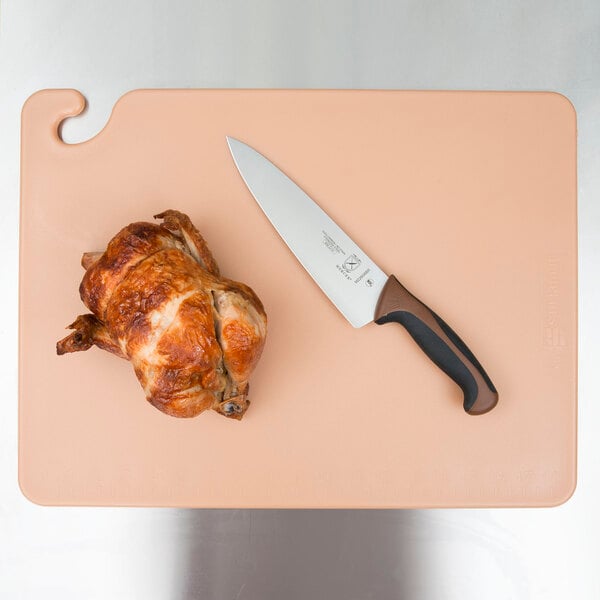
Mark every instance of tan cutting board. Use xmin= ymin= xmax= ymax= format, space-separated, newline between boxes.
xmin=19 ymin=89 xmax=577 ymax=507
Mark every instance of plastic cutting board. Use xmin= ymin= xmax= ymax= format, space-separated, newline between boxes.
xmin=19 ymin=89 xmax=577 ymax=507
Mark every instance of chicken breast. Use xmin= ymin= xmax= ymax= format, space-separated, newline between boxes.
xmin=57 ymin=210 xmax=267 ymax=420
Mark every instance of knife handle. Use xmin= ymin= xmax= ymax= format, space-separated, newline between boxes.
xmin=374 ymin=275 xmax=498 ymax=415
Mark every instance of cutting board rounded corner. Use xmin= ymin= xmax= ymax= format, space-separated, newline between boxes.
xmin=21 ymin=88 xmax=86 ymax=140
xmin=542 ymin=90 xmax=577 ymax=123
xmin=539 ymin=469 xmax=578 ymax=509
xmin=17 ymin=464 xmax=53 ymax=508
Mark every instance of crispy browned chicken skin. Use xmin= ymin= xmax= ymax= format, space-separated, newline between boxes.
xmin=57 ymin=210 xmax=267 ymax=419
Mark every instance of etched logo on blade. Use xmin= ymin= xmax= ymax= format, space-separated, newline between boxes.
xmin=342 ymin=254 xmax=361 ymax=272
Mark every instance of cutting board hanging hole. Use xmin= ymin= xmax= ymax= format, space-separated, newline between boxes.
xmin=43 ymin=89 xmax=116 ymax=145
xmin=57 ymin=96 xmax=89 ymax=144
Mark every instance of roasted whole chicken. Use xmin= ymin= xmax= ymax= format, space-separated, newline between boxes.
xmin=57 ymin=210 xmax=267 ymax=419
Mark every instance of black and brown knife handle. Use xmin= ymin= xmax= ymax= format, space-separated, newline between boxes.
xmin=374 ymin=275 xmax=498 ymax=415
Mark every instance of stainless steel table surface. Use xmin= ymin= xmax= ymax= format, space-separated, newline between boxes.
xmin=1 ymin=1 xmax=598 ymax=598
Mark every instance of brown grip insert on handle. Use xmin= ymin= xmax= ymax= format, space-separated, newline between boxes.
xmin=374 ymin=275 xmax=498 ymax=415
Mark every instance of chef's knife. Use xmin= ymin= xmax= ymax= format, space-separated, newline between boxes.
xmin=226 ymin=137 xmax=498 ymax=415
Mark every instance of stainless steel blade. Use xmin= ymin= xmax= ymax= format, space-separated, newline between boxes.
xmin=226 ymin=137 xmax=388 ymax=328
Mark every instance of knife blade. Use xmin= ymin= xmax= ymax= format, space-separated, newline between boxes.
xmin=226 ymin=137 xmax=498 ymax=415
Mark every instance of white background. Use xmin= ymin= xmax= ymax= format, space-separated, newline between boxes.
xmin=1 ymin=1 xmax=599 ymax=598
